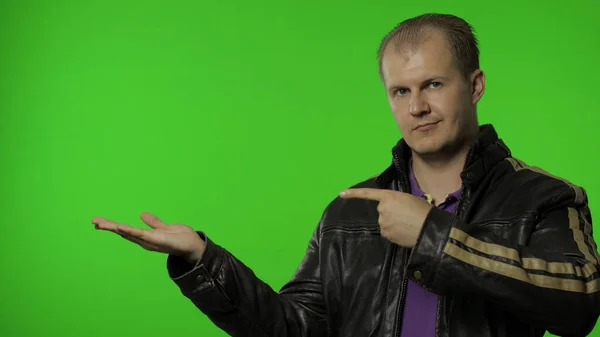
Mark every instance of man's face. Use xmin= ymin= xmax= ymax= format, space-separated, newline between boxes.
xmin=381 ymin=30 xmax=483 ymax=157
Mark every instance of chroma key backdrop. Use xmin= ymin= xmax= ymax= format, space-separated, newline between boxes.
xmin=1 ymin=1 xmax=599 ymax=336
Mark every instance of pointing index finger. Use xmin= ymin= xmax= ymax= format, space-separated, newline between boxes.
xmin=339 ymin=188 xmax=388 ymax=201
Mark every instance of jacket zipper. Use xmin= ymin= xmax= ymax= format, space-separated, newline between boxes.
xmin=392 ymin=149 xmax=411 ymax=337
xmin=392 ymin=145 xmax=475 ymax=337
xmin=395 ymin=251 xmax=410 ymax=337
xmin=456 ymin=146 xmax=474 ymax=218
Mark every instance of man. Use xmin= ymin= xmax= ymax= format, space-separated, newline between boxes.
xmin=93 ymin=13 xmax=600 ymax=337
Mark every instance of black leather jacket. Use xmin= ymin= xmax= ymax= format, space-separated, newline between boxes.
xmin=167 ymin=124 xmax=600 ymax=337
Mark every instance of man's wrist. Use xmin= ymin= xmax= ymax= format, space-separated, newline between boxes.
xmin=184 ymin=237 xmax=206 ymax=265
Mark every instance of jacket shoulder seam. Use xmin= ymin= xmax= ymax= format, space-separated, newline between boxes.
xmin=504 ymin=157 xmax=584 ymax=204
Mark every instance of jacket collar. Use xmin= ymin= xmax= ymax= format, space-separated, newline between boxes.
xmin=375 ymin=124 xmax=511 ymax=191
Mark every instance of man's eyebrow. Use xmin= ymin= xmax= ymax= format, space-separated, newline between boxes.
xmin=387 ymin=76 xmax=450 ymax=90
xmin=424 ymin=76 xmax=450 ymax=82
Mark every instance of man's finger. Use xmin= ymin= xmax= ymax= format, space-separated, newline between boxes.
xmin=119 ymin=234 xmax=162 ymax=252
xmin=92 ymin=216 xmax=121 ymax=231
xmin=120 ymin=233 xmax=146 ymax=247
xmin=115 ymin=224 xmax=150 ymax=240
xmin=339 ymin=188 xmax=389 ymax=201
xmin=140 ymin=212 xmax=167 ymax=229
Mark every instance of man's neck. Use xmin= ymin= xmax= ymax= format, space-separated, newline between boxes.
xmin=410 ymin=145 xmax=470 ymax=204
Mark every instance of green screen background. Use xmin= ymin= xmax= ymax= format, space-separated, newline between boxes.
xmin=1 ymin=0 xmax=599 ymax=336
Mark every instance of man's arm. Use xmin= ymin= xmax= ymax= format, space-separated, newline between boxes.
xmin=167 ymin=223 xmax=328 ymax=337
xmin=408 ymin=185 xmax=600 ymax=336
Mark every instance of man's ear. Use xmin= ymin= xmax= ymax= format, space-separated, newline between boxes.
xmin=471 ymin=69 xmax=485 ymax=105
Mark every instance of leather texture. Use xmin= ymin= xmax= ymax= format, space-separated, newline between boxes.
xmin=167 ymin=124 xmax=600 ymax=337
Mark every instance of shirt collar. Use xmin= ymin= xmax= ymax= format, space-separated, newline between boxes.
xmin=408 ymin=157 xmax=463 ymax=202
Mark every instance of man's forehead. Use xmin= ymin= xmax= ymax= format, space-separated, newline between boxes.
xmin=382 ymin=53 xmax=450 ymax=82
xmin=382 ymin=37 xmax=455 ymax=83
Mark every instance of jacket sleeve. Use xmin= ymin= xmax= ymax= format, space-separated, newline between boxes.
xmin=407 ymin=184 xmax=600 ymax=337
xmin=166 ymin=222 xmax=328 ymax=337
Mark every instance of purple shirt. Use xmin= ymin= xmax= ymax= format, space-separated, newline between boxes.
xmin=399 ymin=162 xmax=462 ymax=337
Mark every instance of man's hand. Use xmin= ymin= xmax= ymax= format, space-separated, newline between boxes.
xmin=92 ymin=212 xmax=206 ymax=265
xmin=339 ymin=188 xmax=433 ymax=247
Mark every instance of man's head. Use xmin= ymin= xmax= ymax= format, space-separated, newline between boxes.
xmin=378 ymin=14 xmax=485 ymax=160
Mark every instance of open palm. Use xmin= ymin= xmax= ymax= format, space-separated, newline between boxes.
xmin=92 ymin=212 xmax=205 ymax=263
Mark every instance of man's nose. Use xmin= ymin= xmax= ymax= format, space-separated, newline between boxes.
xmin=409 ymin=93 xmax=430 ymax=116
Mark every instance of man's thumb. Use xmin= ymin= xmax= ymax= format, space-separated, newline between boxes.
xmin=140 ymin=212 xmax=167 ymax=229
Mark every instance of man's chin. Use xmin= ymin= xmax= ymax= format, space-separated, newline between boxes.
xmin=408 ymin=140 xmax=443 ymax=156
xmin=412 ymin=148 xmax=442 ymax=159
xmin=410 ymin=140 xmax=470 ymax=162
xmin=409 ymin=141 xmax=459 ymax=160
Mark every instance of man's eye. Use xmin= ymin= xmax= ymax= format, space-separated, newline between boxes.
xmin=395 ymin=88 xmax=408 ymax=96
xmin=429 ymin=82 xmax=442 ymax=88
